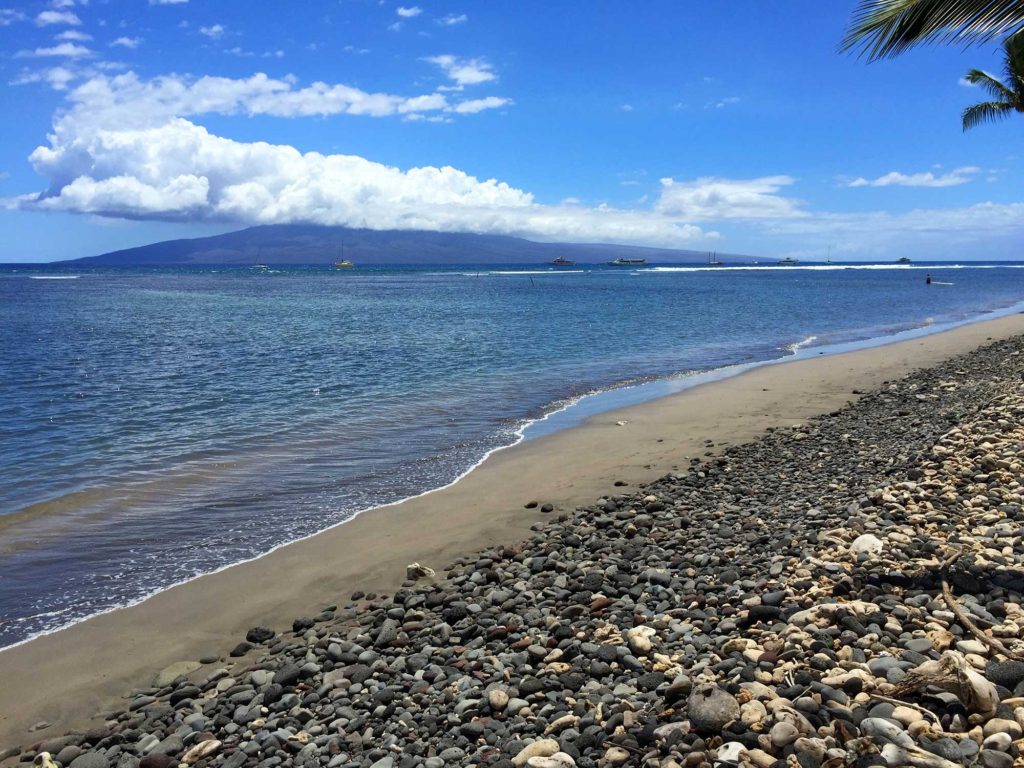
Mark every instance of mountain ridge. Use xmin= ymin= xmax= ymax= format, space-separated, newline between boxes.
xmin=61 ymin=225 xmax=756 ymax=265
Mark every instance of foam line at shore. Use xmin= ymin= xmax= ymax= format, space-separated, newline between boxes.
xmin=4 ymin=296 xmax=1024 ymax=653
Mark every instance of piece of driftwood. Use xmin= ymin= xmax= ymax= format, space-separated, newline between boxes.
xmin=892 ymin=651 xmax=998 ymax=716
xmin=940 ymin=578 xmax=1024 ymax=661
xmin=868 ymin=694 xmax=941 ymax=726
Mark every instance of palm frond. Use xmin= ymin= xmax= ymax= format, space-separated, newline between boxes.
xmin=964 ymin=67 xmax=1017 ymax=98
xmin=961 ymin=99 xmax=1014 ymax=129
xmin=843 ymin=0 xmax=1024 ymax=60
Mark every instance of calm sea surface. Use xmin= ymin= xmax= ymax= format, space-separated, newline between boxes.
xmin=2 ymin=262 xmax=1023 ymax=647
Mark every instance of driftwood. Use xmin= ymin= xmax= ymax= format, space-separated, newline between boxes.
xmin=940 ymin=578 xmax=1024 ymax=661
xmin=867 ymin=694 xmax=941 ymax=726
xmin=892 ymin=651 xmax=998 ymax=716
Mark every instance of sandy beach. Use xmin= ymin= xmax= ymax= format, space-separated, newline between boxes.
xmin=2 ymin=312 xmax=1024 ymax=752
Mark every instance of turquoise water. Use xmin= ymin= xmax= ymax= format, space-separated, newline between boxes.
xmin=1 ymin=261 xmax=1023 ymax=647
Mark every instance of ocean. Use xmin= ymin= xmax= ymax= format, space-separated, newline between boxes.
xmin=2 ymin=261 xmax=1023 ymax=648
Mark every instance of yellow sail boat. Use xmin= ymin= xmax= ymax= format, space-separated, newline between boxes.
xmin=334 ymin=244 xmax=354 ymax=269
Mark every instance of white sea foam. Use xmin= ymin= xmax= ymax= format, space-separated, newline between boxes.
xmin=650 ymin=263 xmax=1024 ymax=273
xmin=786 ymin=335 xmax=818 ymax=353
xmin=487 ymin=270 xmax=588 ymax=275
xmin=28 ymin=275 xmax=80 ymax=280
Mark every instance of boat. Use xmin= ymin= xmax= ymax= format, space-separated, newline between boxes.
xmin=608 ymin=258 xmax=646 ymax=266
xmin=707 ymin=252 xmax=722 ymax=266
xmin=898 ymin=256 xmax=912 ymax=264
xmin=334 ymin=244 xmax=354 ymax=269
xmin=252 ymin=247 xmax=269 ymax=269
xmin=777 ymin=257 xmax=799 ymax=265
xmin=546 ymin=257 xmax=576 ymax=266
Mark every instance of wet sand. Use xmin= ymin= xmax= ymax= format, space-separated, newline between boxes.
xmin=2 ymin=313 xmax=1023 ymax=750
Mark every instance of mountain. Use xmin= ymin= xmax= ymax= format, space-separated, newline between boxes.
xmin=62 ymin=225 xmax=753 ymax=265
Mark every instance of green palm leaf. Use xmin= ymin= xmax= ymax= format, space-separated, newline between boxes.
xmin=964 ymin=67 xmax=1017 ymax=99
xmin=843 ymin=0 xmax=1024 ymax=60
xmin=961 ymin=99 xmax=1014 ymax=128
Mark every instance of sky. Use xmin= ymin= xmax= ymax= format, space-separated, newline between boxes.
xmin=0 ymin=0 xmax=1021 ymax=262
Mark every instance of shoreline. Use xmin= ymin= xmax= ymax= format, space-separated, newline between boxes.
xmin=9 ymin=299 xmax=1024 ymax=652
xmin=2 ymin=312 xmax=1024 ymax=750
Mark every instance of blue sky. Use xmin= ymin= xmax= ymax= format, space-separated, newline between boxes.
xmin=0 ymin=0 xmax=1021 ymax=262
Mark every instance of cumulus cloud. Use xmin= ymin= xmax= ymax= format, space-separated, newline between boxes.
xmin=10 ymin=66 xmax=78 ymax=90
xmin=36 ymin=10 xmax=81 ymax=25
xmin=655 ymin=176 xmax=805 ymax=220
xmin=17 ymin=117 xmax=707 ymax=245
xmin=54 ymin=71 xmax=511 ymax=127
xmin=1 ymin=8 xmax=27 ymax=25
xmin=438 ymin=13 xmax=467 ymax=25
xmin=56 ymin=29 xmax=91 ymax=41
xmin=199 ymin=24 xmax=224 ymax=39
xmin=111 ymin=36 xmax=142 ymax=49
xmin=705 ymin=96 xmax=740 ymax=109
xmin=451 ymin=96 xmax=511 ymax=114
xmin=424 ymin=54 xmax=495 ymax=88
xmin=396 ymin=6 xmax=422 ymax=17
xmin=18 ymin=42 xmax=93 ymax=58
xmin=845 ymin=166 xmax=980 ymax=188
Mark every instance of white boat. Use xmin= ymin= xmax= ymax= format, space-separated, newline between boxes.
xmin=608 ymin=258 xmax=646 ymax=266
xmin=334 ymin=244 xmax=354 ymax=269
xmin=707 ymin=252 xmax=722 ymax=266
xmin=547 ymin=257 xmax=576 ymax=266
xmin=777 ymin=257 xmax=799 ymax=265
xmin=252 ymin=247 xmax=269 ymax=269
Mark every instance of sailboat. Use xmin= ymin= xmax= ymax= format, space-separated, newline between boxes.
xmin=707 ymin=251 xmax=722 ymax=266
xmin=252 ymin=247 xmax=269 ymax=269
xmin=334 ymin=244 xmax=354 ymax=269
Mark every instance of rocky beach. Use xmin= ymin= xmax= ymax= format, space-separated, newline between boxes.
xmin=5 ymin=328 xmax=1024 ymax=768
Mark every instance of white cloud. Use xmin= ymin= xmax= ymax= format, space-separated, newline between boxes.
xmin=111 ymin=36 xmax=142 ymax=49
xmin=655 ymin=176 xmax=805 ymax=220
xmin=57 ymin=29 xmax=91 ymax=41
xmin=55 ymin=71 xmax=500 ymax=125
xmin=10 ymin=66 xmax=77 ymax=90
xmin=452 ymin=96 xmax=511 ymax=114
xmin=705 ymin=96 xmax=740 ymax=109
xmin=396 ymin=6 xmax=422 ymax=17
xmin=621 ymin=104 xmax=633 ymax=112
xmin=438 ymin=13 xmax=467 ymax=25
xmin=199 ymin=24 xmax=224 ymax=39
xmin=1 ymin=8 xmax=26 ymax=25
xmin=36 ymin=10 xmax=80 ymax=25
xmin=18 ymin=42 xmax=93 ymax=58
xmin=958 ymin=76 xmax=976 ymax=87
xmin=18 ymin=117 xmax=707 ymax=246
xmin=845 ymin=166 xmax=981 ymax=188
xmin=424 ymin=54 xmax=495 ymax=88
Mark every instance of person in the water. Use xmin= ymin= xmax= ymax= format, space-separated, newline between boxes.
xmin=926 ymin=273 xmax=932 ymax=285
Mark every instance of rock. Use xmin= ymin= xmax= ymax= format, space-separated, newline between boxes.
xmin=526 ymin=753 xmax=576 ymax=768
xmin=138 ymin=757 xmax=175 ymax=768
xmin=68 ymin=754 xmax=109 ymax=768
xmin=512 ymin=740 xmax=560 ymax=767
xmin=245 ymin=627 xmax=274 ymax=643
xmin=769 ymin=721 xmax=799 ymax=748
xmin=32 ymin=754 xmax=59 ymax=768
xmin=982 ymin=718 xmax=1022 ymax=739
xmin=985 ymin=660 xmax=1024 ymax=689
xmin=488 ymin=688 xmax=510 ymax=711
xmin=687 ymin=683 xmax=740 ymax=733
xmin=851 ymin=534 xmax=883 ymax=557
xmin=152 ymin=661 xmax=200 ymax=687
xmin=181 ymin=740 xmax=221 ymax=766
xmin=291 ymin=616 xmax=315 ymax=633
xmin=405 ymin=562 xmax=435 ymax=580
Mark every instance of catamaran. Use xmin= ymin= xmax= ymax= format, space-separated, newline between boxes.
xmin=547 ymin=257 xmax=576 ymax=266
xmin=608 ymin=258 xmax=646 ymax=266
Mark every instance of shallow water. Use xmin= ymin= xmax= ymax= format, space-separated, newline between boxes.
xmin=2 ymin=261 xmax=1023 ymax=647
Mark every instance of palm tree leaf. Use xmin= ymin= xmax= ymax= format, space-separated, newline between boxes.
xmin=964 ymin=67 xmax=1017 ymax=98
xmin=843 ymin=0 xmax=1024 ymax=60
xmin=961 ymin=99 xmax=1014 ymax=129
